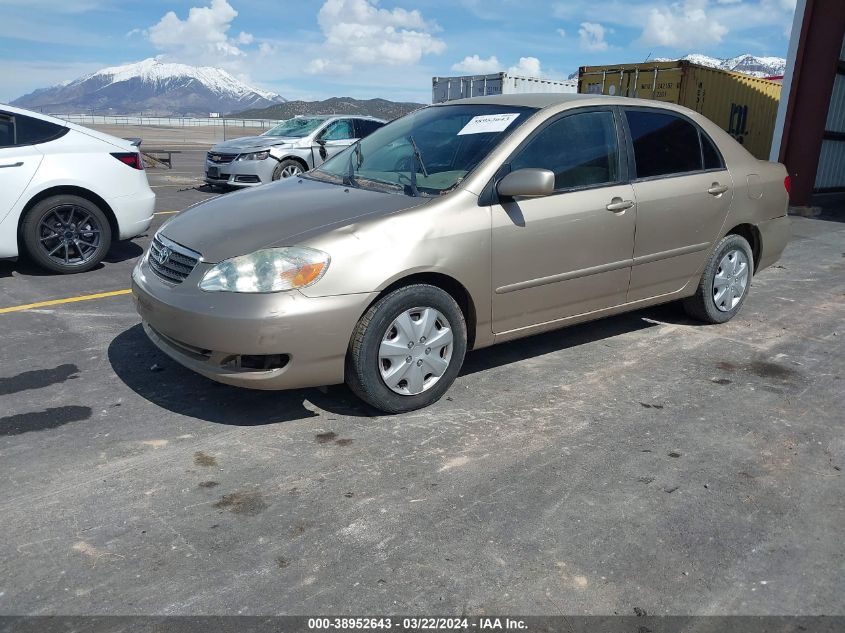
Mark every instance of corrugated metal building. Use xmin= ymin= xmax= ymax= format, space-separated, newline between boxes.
xmin=771 ymin=0 xmax=845 ymax=206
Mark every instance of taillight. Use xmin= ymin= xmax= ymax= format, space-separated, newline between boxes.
xmin=111 ymin=152 xmax=143 ymax=170
xmin=784 ymin=175 xmax=791 ymax=194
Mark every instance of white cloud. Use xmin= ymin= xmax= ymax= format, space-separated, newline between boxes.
xmin=508 ymin=57 xmax=543 ymax=77
xmin=638 ymin=0 xmax=728 ymax=47
xmin=578 ymin=22 xmax=609 ymax=51
xmin=306 ymin=0 xmax=446 ymax=74
xmin=557 ymin=28 xmax=567 ymax=38
xmin=147 ymin=0 xmax=252 ymax=60
xmin=451 ymin=55 xmax=501 ymax=73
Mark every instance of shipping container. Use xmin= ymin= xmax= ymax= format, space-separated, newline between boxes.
xmin=578 ymin=61 xmax=782 ymax=160
xmin=432 ymin=73 xmax=577 ymax=104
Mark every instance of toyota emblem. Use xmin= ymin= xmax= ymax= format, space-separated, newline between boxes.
xmin=156 ymin=246 xmax=171 ymax=265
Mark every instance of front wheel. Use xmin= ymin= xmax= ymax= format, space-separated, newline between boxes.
xmin=683 ymin=234 xmax=754 ymax=324
xmin=272 ymin=159 xmax=304 ymax=180
xmin=21 ymin=195 xmax=112 ymax=274
xmin=346 ymin=284 xmax=467 ymax=413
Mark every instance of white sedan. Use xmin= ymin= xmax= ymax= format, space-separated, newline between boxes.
xmin=0 ymin=104 xmax=155 ymax=273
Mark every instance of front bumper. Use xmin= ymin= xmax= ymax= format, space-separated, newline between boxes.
xmin=204 ymin=156 xmax=277 ymax=188
xmin=131 ymin=257 xmax=376 ymax=390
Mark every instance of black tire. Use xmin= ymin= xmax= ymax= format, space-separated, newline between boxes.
xmin=683 ymin=234 xmax=754 ymax=324
xmin=21 ymin=195 xmax=112 ymax=274
xmin=346 ymin=284 xmax=467 ymax=413
xmin=272 ymin=159 xmax=305 ymax=181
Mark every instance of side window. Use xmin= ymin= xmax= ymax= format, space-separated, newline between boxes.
xmin=355 ymin=119 xmax=383 ymax=138
xmin=15 ymin=114 xmax=67 ymax=145
xmin=625 ymin=109 xmax=702 ymax=178
xmin=321 ymin=119 xmax=354 ymax=141
xmin=510 ymin=110 xmax=619 ymax=190
xmin=0 ymin=114 xmax=15 ymax=148
xmin=701 ymin=131 xmax=724 ymax=170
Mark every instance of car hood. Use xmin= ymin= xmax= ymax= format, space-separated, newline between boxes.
xmin=160 ymin=177 xmax=430 ymax=263
xmin=210 ymin=135 xmax=300 ymax=151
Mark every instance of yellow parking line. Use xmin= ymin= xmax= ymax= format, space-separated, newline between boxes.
xmin=154 ymin=210 xmax=180 ymax=215
xmin=0 ymin=289 xmax=132 ymax=314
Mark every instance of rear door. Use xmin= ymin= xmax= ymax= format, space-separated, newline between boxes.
xmin=0 ymin=112 xmax=47 ymax=220
xmin=623 ymin=108 xmax=733 ymax=301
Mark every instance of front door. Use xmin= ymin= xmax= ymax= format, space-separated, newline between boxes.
xmin=313 ymin=119 xmax=357 ymax=167
xmin=491 ymin=108 xmax=637 ymax=333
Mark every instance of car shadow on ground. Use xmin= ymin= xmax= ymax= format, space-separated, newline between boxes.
xmin=0 ymin=241 xmax=145 ymax=278
xmin=109 ymin=302 xmax=696 ymax=426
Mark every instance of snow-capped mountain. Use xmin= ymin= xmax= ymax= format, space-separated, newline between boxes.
xmin=11 ymin=58 xmax=286 ymax=116
xmin=655 ymin=54 xmax=787 ymax=78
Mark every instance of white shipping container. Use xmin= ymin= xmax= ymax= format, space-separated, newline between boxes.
xmin=432 ymin=73 xmax=577 ymax=103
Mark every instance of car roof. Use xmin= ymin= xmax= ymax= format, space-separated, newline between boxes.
xmin=290 ymin=114 xmax=385 ymax=121
xmin=435 ymin=93 xmax=603 ymax=109
xmin=1 ymin=102 xmax=72 ymax=125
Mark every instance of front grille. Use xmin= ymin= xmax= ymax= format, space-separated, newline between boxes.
xmin=207 ymin=152 xmax=237 ymax=164
xmin=148 ymin=235 xmax=201 ymax=284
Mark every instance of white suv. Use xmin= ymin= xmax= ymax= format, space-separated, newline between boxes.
xmin=0 ymin=105 xmax=155 ymax=273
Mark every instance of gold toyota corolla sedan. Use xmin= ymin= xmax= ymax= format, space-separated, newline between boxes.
xmin=132 ymin=94 xmax=790 ymax=413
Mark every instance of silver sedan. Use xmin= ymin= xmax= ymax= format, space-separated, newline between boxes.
xmin=204 ymin=115 xmax=385 ymax=189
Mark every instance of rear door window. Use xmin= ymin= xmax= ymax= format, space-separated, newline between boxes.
xmin=625 ymin=109 xmax=702 ymax=179
xmin=510 ymin=110 xmax=620 ymax=190
xmin=701 ymin=131 xmax=724 ymax=170
xmin=355 ymin=119 xmax=383 ymax=138
xmin=0 ymin=114 xmax=14 ymax=148
xmin=0 ymin=113 xmax=67 ymax=147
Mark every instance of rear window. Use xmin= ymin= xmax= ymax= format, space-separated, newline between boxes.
xmin=626 ymin=110 xmax=702 ymax=178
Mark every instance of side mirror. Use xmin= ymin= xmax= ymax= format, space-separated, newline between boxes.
xmin=496 ymin=168 xmax=555 ymax=198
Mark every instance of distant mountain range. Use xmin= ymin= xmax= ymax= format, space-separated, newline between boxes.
xmin=10 ymin=58 xmax=286 ymax=116
xmin=232 ymin=97 xmax=425 ymax=121
xmin=654 ymin=54 xmax=787 ymax=78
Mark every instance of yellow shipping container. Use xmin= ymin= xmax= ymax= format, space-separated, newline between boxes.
xmin=578 ymin=61 xmax=782 ymax=160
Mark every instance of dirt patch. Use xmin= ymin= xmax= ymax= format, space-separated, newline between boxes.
xmin=315 ymin=432 xmax=338 ymax=443
xmin=194 ymin=451 xmax=217 ymax=467
xmin=214 ymin=491 xmax=267 ymax=516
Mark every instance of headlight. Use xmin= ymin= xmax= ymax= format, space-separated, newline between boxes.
xmin=237 ymin=151 xmax=270 ymax=161
xmin=199 ymin=247 xmax=330 ymax=293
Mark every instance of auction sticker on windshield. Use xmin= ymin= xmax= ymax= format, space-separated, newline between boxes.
xmin=457 ymin=113 xmax=521 ymax=135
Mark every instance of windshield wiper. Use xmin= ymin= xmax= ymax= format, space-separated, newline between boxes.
xmin=407 ymin=135 xmax=428 ymax=197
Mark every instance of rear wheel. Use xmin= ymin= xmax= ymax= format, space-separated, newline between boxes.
xmin=272 ymin=159 xmax=304 ymax=180
xmin=21 ymin=195 xmax=112 ymax=273
xmin=346 ymin=284 xmax=467 ymax=413
xmin=683 ymin=234 xmax=753 ymax=324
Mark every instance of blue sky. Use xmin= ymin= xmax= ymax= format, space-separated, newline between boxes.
xmin=0 ymin=0 xmax=797 ymax=103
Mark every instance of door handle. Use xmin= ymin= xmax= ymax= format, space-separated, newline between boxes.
xmin=0 ymin=162 xmax=23 ymax=169
xmin=708 ymin=183 xmax=729 ymax=196
xmin=606 ymin=198 xmax=634 ymax=212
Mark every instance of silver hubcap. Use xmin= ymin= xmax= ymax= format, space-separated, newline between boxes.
xmin=279 ymin=165 xmax=302 ymax=178
xmin=713 ymin=249 xmax=749 ymax=312
xmin=379 ymin=307 xmax=454 ymax=396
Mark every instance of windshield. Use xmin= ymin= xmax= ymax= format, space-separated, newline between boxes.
xmin=262 ymin=117 xmax=326 ymax=138
xmin=309 ymin=104 xmax=536 ymax=196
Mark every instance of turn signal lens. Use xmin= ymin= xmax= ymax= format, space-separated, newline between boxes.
xmin=784 ymin=175 xmax=791 ymax=194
